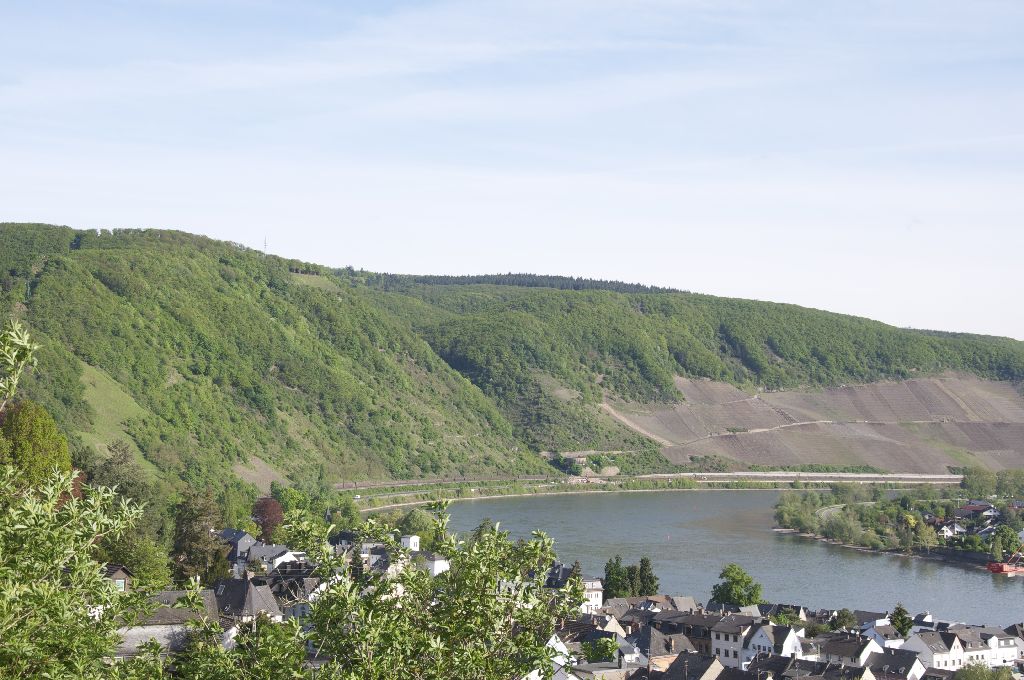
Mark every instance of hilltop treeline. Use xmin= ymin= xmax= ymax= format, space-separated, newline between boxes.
xmin=3 ymin=223 xmax=1024 ymax=500
xmin=371 ymin=272 xmax=679 ymax=294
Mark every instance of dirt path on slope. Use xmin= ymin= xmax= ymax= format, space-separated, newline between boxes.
xmin=599 ymin=401 xmax=675 ymax=446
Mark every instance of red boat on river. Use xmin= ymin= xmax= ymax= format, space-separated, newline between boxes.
xmin=987 ymin=542 xmax=1024 ymax=575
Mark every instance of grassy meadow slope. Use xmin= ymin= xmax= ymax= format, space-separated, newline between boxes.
xmin=3 ymin=223 xmax=1024 ymax=494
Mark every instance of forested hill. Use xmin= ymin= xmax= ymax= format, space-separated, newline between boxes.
xmin=3 ymin=223 xmax=1023 ymax=495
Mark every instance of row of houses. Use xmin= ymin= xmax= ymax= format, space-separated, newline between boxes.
xmin=539 ymin=593 xmax=1024 ymax=680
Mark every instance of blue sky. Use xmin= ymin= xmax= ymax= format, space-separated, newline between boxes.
xmin=2 ymin=1 xmax=1022 ymax=338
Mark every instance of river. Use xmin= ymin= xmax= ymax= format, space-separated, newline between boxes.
xmin=447 ymin=490 xmax=1024 ymax=626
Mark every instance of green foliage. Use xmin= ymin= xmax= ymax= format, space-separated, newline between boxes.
xmin=0 ymin=465 xmax=149 ymax=678
xmin=890 ymin=602 xmax=913 ymax=637
xmin=962 ymin=467 xmax=997 ymax=497
xmin=172 ymin=489 xmax=230 ymax=585
xmin=0 ymin=318 xmax=40 ymax=416
xmin=603 ymin=554 xmax=659 ymax=598
xmin=637 ymin=556 xmax=659 ymax=596
xmin=582 ymin=637 xmax=620 ymax=663
xmin=831 ymin=608 xmax=858 ymax=630
xmin=99 ymin=532 xmax=172 ymax=589
xmin=5 ymin=224 xmax=1024 ymax=499
xmin=771 ymin=609 xmax=800 ymax=626
xmin=711 ymin=563 xmax=763 ymax=606
xmin=0 ymin=399 xmax=70 ymax=485
xmin=952 ymin=664 xmax=1013 ymax=680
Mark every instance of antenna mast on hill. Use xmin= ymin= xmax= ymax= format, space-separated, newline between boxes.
xmin=263 ymin=236 xmax=267 ymax=255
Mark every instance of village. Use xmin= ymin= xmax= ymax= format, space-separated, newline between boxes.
xmin=106 ymin=513 xmax=1024 ymax=680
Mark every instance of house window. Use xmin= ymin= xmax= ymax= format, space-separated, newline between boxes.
xmin=734 ymin=635 xmax=739 ymax=642
xmin=734 ymin=651 xmax=738 ymax=658
xmin=716 ymin=633 xmax=721 ymax=640
xmin=114 ymin=579 xmax=126 ymax=592
xmin=716 ymin=649 xmax=720 ymax=656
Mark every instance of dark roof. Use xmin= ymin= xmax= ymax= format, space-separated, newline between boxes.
xmin=712 ymin=615 xmax=758 ymax=634
xmin=1004 ymin=623 xmax=1024 ymax=639
xmin=328 ymin=530 xmax=358 ymax=546
xmin=218 ymin=528 xmax=254 ymax=545
xmin=865 ymin=649 xmax=923 ymax=679
xmin=717 ymin=668 xmax=754 ymax=680
xmin=629 ymin=626 xmax=696 ymax=657
xmin=853 ymin=610 xmax=887 ymax=625
xmin=245 ymin=542 xmax=293 ymax=563
xmin=103 ymin=563 xmax=134 ymax=579
xmin=913 ymin=631 xmax=958 ymax=653
xmin=655 ymin=652 xmax=720 ymax=680
xmin=748 ymin=655 xmax=871 ymax=680
xmin=146 ymin=589 xmax=219 ymax=623
xmin=213 ymin=578 xmax=283 ymax=619
xmin=818 ymin=633 xmax=873 ymax=658
xmin=921 ymin=669 xmax=954 ymax=680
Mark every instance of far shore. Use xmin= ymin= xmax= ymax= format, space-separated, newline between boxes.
xmin=359 ymin=482 xmax=932 ymax=514
xmin=773 ymin=527 xmax=994 ymax=573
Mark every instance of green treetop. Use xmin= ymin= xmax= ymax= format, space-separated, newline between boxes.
xmin=711 ymin=563 xmax=763 ymax=607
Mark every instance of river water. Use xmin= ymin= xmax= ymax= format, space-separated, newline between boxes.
xmin=447 ymin=490 xmax=1024 ymax=627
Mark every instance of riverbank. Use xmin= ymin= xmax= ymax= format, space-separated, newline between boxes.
xmin=360 ymin=477 xmax=945 ymax=513
xmin=774 ymin=528 xmax=994 ymax=571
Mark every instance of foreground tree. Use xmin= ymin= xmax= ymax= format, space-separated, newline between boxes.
xmin=0 ymin=466 xmax=148 ymax=677
xmin=0 ymin=318 xmax=39 ymax=417
xmin=129 ymin=504 xmax=582 ymax=679
xmin=711 ymin=563 xmax=763 ymax=607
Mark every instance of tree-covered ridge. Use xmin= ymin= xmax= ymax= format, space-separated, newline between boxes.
xmin=3 ymin=223 xmax=1024 ymax=496
xmin=371 ymin=272 xmax=680 ymax=294
xmin=1 ymin=224 xmax=543 ymax=494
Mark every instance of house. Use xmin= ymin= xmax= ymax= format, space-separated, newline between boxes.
xmin=244 ymin=542 xmax=306 ymax=574
xmin=760 ymin=604 xmax=811 ymax=622
xmin=865 ymin=625 xmax=905 ymax=649
xmin=219 ymin=528 xmax=258 ymax=562
xmin=651 ymin=612 xmax=723 ymax=656
xmin=104 ymin=564 xmax=133 ymax=593
xmin=743 ymin=624 xmax=803 ymax=666
xmin=865 ymin=648 xmax=926 ymax=680
xmin=412 ymin=550 xmax=451 ymax=577
xmin=252 ymin=561 xmax=320 ymax=621
xmin=642 ymin=652 xmax=724 ymax=680
xmin=710 ymin=615 xmax=760 ymax=668
xmin=627 ymin=625 xmax=696 ymax=672
xmin=114 ymin=589 xmax=220 ymax=660
xmin=581 ymin=577 xmax=605 ymax=614
xmin=747 ymin=654 xmax=877 ymax=680
xmin=951 ymin=626 xmax=1022 ymax=667
xmin=902 ymin=632 xmax=964 ymax=671
xmin=817 ymin=633 xmax=883 ymax=667
xmin=213 ymin=577 xmax=284 ymax=622
xmin=855 ymin=611 xmax=890 ymax=630
xmin=524 ymin=635 xmax=580 ymax=680
xmin=937 ymin=525 xmax=966 ymax=539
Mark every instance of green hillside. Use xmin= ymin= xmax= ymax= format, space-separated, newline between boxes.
xmin=3 ymin=223 xmax=1024 ymax=496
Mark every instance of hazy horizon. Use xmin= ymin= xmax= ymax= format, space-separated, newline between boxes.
xmin=2 ymin=1 xmax=1021 ymax=339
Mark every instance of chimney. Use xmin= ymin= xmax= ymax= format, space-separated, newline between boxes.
xmin=671 ymin=637 xmax=676 ymax=652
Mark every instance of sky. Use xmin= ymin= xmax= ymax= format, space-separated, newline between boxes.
xmin=1 ymin=1 xmax=1022 ymax=339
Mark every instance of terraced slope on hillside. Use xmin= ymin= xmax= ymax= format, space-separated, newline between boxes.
xmin=607 ymin=375 xmax=1024 ymax=473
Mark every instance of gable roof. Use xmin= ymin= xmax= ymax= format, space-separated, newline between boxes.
xmin=865 ymin=649 xmax=923 ymax=679
xmin=103 ymin=563 xmax=134 ymax=579
xmin=213 ymin=578 xmax=284 ymax=619
xmin=911 ymin=632 xmax=958 ymax=654
xmin=629 ymin=626 xmax=696 ymax=657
